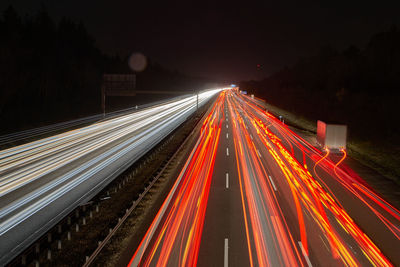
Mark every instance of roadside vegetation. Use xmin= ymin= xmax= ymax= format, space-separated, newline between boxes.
xmin=241 ymin=26 xmax=400 ymax=184
xmin=0 ymin=5 xmax=212 ymax=135
xmin=261 ymin=101 xmax=400 ymax=186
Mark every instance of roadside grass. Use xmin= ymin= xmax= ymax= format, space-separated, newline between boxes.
xmin=262 ymin=101 xmax=400 ymax=186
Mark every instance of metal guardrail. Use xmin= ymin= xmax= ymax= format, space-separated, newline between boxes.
xmin=0 ymin=90 xmax=219 ymax=266
xmin=82 ymin=107 xmax=202 ymax=266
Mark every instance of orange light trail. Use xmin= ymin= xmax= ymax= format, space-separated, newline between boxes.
xmin=228 ymin=94 xmax=304 ymax=267
xmin=129 ymin=92 xmax=225 ymax=266
xmin=244 ymin=93 xmax=400 ymax=239
xmin=128 ymin=90 xmax=398 ymax=266
xmin=233 ymin=92 xmax=394 ymax=266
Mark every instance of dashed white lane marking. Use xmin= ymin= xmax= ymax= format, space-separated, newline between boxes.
xmin=298 ymin=241 xmax=313 ymax=267
xmin=250 ymin=134 xmax=253 ymax=140
xmin=257 ymin=149 xmax=262 ymax=158
xmin=268 ymin=175 xmax=277 ymax=191
xmin=224 ymin=238 xmax=229 ymax=267
xmin=226 ymin=173 xmax=229 ymax=188
xmin=226 ymin=133 xmax=229 ymax=139
xmin=226 ymin=148 xmax=229 ymax=156
xmin=226 ymin=124 xmax=228 ymax=129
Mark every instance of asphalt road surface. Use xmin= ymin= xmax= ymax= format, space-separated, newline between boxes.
xmin=0 ymin=89 xmax=220 ymax=265
xmin=128 ymin=89 xmax=400 ymax=266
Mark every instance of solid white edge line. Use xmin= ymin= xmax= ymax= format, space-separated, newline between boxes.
xmin=268 ymin=175 xmax=277 ymax=191
xmin=224 ymin=238 xmax=229 ymax=267
xmin=226 ymin=173 xmax=229 ymax=188
xmin=298 ymin=241 xmax=313 ymax=267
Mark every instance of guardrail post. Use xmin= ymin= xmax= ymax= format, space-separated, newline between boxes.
xmin=21 ymin=255 xmax=26 ymax=265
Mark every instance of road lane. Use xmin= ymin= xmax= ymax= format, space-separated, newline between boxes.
xmin=127 ymin=89 xmax=399 ymax=266
xmin=227 ymin=95 xmax=304 ymax=266
xmin=197 ymin=97 xmax=249 ymax=267
xmin=239 ymin=93 xmax=400 ymax=265
xmin=231 ymin=92 xmax=398 ymax=265
xmin=129 ymin=92 xmax=225 ymax=266
xmin=0 ymin=89 xmax=220 ymax=265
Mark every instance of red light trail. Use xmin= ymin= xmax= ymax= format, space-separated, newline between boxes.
xmin=129 ymin=92 xmax=225 ymax=266
xmin=234 ymin=92 xmax=397 ymax=266
xmin=127 ymin=90 xmax=399 ymax=266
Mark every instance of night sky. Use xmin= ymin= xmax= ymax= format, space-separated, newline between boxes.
xmin=2 ymin=1 xmax=400 ymax=81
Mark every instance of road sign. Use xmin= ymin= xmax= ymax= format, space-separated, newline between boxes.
xmin=101 ymin=74 xmax=136 ymax=115
xmin=103 ymin=74 xmax=136 ymax=95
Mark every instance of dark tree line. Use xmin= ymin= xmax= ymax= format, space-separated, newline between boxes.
xmin=0 ymin=6 xmax=106 ymax=133
xmin=241 ymin=26 xmax=400 ymax=143
xmin=0 ymin=6 xmax=210 ymax=134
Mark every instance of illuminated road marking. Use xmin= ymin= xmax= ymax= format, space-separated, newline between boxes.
xmin=257 ymin=149 xmax=261 ymax=158
xmin=226 ymin=133 xmax=229 ymax=139
xmin=224 ymin=238 xmax=229 ymax=267
xmin=250 ymin=134 xmax=253 ymax=140
xmin=298 ymin=241 xmax=313 ymax=267
xmin=226 ymin=124 xmax=228 ymax=129
xmin=226 ymin=173 xmax=229 ymax=188
xmin=226 ymin=148 xmax=229 ymax=156
xmin=268 ymin=175 xmax=277 ymax=191
xmin=319 ymin=235 xmax=330 ymax=252
xmin=128 ymin=90 xmax=225 ymax=266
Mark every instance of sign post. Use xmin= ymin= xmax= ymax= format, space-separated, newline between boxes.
xmin=197 ymin=91 xmax=199 ymax=110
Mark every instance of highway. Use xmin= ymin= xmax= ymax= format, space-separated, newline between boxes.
xmin=0 ymin=89 xmax=220 ymax=265
xmin=128 ymin=89 xmax=400 ymax=266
